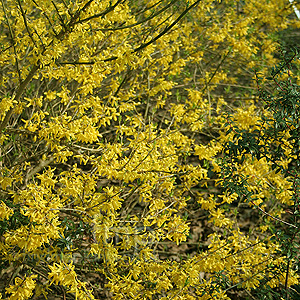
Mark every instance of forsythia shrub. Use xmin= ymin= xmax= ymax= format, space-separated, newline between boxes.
xmin=0 ymin=0 xmax=299 ymax=299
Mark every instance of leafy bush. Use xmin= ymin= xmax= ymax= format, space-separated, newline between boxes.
xmin=221 ymin=48 xmax=300 ymax=299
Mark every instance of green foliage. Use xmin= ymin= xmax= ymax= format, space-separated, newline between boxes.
xmin=221 ymin=48 xmax=300 ymax=299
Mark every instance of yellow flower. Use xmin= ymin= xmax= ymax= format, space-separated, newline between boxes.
xmin=0 ymin=201 xmax=13 ymax=220
xmin=6 ymin=275 xmax=37 ymax=300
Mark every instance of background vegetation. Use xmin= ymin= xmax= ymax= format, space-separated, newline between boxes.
xmin=0 ymin=0 xmax=300 ymax=299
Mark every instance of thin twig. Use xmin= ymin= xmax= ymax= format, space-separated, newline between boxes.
xmin=92 ymin=0 xmax=179 ymax=32
xmin=31 ymin=0 xmax=59 ymax=36
xmin=251 ymin=201 xmax=298 ymax=228
xmin=74 ymin=0 xmax=124 ymax=24
xmin=0 ymin=65 xmax=39 ymax=132
xmin=1 ymin=0 xmax=21 ymax=82
xmin=17 ymin=0 xmax=37 ymax=48
xmin=133 ymin=0 xmax=201 ymax=53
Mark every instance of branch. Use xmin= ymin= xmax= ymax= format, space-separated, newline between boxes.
xmin=133 ymin=0 xmax=201 ymax=53
xmin=58 ymin=0 xmax=201 ymax=65
xmin=1 ymin=0 xmax=21 ymax=82
xmin=93 ymin=0 xmax=179 ymax=32
xmin=251 ymin=201 xmax=298 ymax=229
xmin=24 ymin=156 xmax=55 ymax=186
xmin=201 ymin=48 xmax=232 ymax=94
xmin=74 ymin=0 xmax=125 ymax=24
xmin=17 ymin=0 xmax=37 ymax=48
xmin=0 ymin=65 xmax=39 ymax=132
xmin=31 ymin=0 xmax=59 ymax=36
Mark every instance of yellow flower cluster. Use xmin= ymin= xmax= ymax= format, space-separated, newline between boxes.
xmin=0 ymin=0 xmax=299 ymax=298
